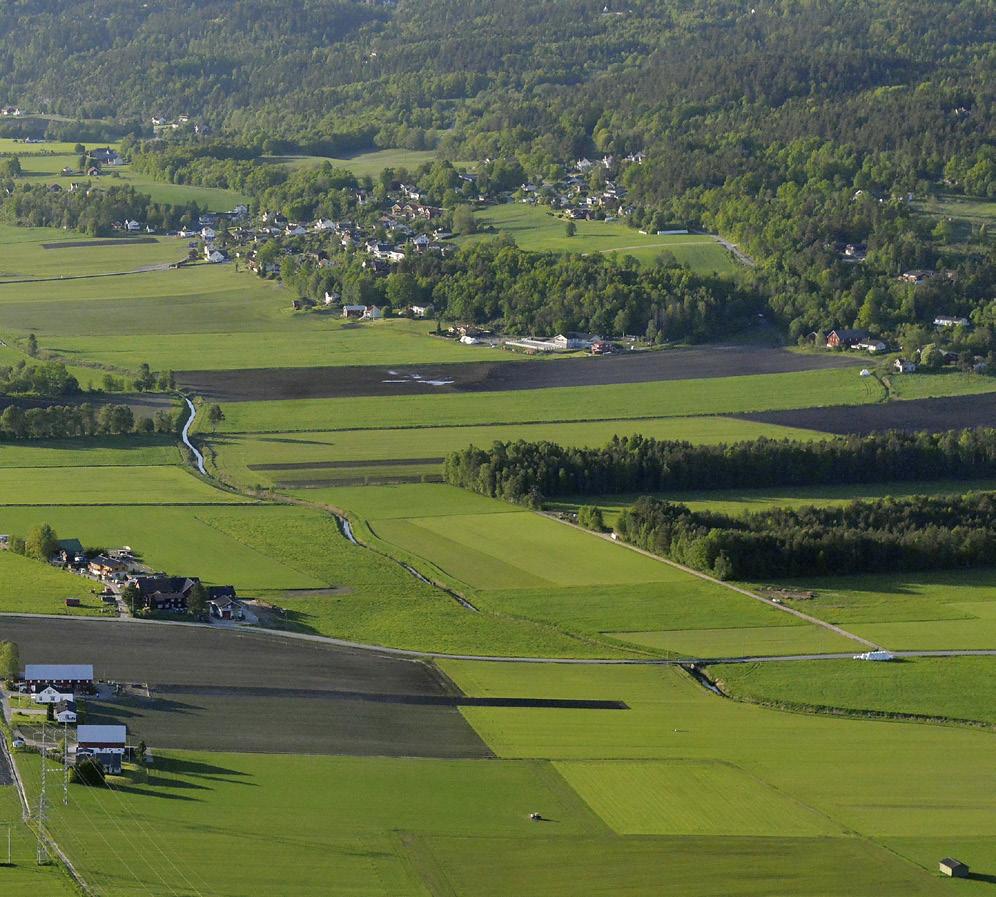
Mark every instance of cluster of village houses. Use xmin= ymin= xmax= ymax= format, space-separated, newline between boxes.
xmin=518 ymin=152 xmax=645 ymax=220
xmin=14 ymin=663 xmax=129 ymax=774
xmin=824 ymin=317 xmax=987 ymax=375
xmin=52 ymin=539 xmax=243 ymax=620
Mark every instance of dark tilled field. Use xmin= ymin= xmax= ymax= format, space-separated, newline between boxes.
xmin=177 ymin=347 xmax=858 ymax=402
xmin=0 ymin=617 xmax=492 ymax=757
xmin=734 ymin=390 xmax=996 ymax=434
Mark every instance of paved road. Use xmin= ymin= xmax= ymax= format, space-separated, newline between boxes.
xmin=3 ymin=613 xmax=995 ymax=665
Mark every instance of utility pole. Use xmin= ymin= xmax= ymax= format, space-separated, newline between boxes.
xmin=36 ymin=725 xmax=48 ymax=865
xmin=62 ymin=722 xmax=70 ymax=806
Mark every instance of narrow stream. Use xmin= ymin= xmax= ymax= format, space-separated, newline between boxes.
xmin=180 ymin=396 xmax=207 ymax=476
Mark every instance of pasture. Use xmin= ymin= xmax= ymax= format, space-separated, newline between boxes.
xmin=0 ymin=262 xmax=496 ymax=371
xmin=326 ymin=483 xmax=843 ymax=656
xmin=552 ymin=477 xmax=996 ymax=525
xmin=1 ymin=142 xmax=246 ymax=208
xmin=0 ymin=232 xmax=184 ymax=280
xmin=274 ymin=147 xmax=439 ymax=177
xmin=0 ymin=465 xmax=247 ymax=505
xmin=711 ymin=656 xmax=996 ymax=725
xmin=758 ymin=568 xmax=996 ymax=650
xmin=212 ymin=416 xmax=820 ymax=487
xmin=464 ymin=203 xmax=739 ymax=273
xmin=0 ymin=550 xmax=103 ymax=615
xmin=0 ymin=786 xmax=74 ymax=897
xmin=0 ymin=437 xmax=180 ymax=469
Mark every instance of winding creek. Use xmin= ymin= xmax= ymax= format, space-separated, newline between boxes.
xmin=180 ymin=396 xmax=207 ymax=475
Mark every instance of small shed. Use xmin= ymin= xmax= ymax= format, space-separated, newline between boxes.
xmin=939 ymin=858 xmax=969 ymax=878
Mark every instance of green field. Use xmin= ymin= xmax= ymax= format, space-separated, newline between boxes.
xmin=0 ymin=550 xmax=106 ymax=615
xmin=274 ymin=147 xmax=440 ymax=177
xmin=612 ymin=624 xmax=859 ymax=657
xmin=0 ymin=261 xmax=511 ymax=371
xmin=0 ymin=465 xmax=247 ymax=505
xmin=306 ymin=483 xmax=847 ymax=656
xmin=756 ymin=568 xmax=996 ymax=650
xmin=0 ymin=783 xmax=74 ymax=897
xmin=0 ymin=437 xmax=180 ymax=469
xmin=552 ymin=477 xmax=996 ymax=524
xmin=2 ymin=141 xmax=246 ymax=208
xmin=212 ymin=416 xmax=821 ymax=487
xmin=711 ymin=657 xmax=996 ymax=725
xmin=0 ymin=232 xmax=185 ymax=280
xmin=463 ymin=203 xmax=738 ymax=272
xmin=15 ymin=658 xmax=996 ymax=897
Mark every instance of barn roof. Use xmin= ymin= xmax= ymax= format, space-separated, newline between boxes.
xmin=24 ymin=664 xmax=93 ymax=681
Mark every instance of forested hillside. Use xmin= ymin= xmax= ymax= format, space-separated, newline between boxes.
xmin=1 ymin=0 xmax=992 ymax=342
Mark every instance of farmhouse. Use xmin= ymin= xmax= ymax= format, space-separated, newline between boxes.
xmin=88 ymin=555 xmax=127 ymax=578
xmin=894 ymin=358 xmax=917 ymax=374
xmin=54 ymin=700 xmax=78 ymax=724
xmin=24 ymin=664 xmax=94 ymax=693
xmin=939 ymin=859 xmax=969 ymax=878
xmin=342 ymin=304 xmax=367 ymax=319
xmin=826 ymin=328 xmax=868 ymax=349
xmin=132 ymin=574 xmax=201 ymax=612
xmin=205 ymin=248 xmax=229 ymax=264
xmin=33 ymin=686 xmax=74 ymax=705
xmin=76 ymin=725 xmax=127 ymax=774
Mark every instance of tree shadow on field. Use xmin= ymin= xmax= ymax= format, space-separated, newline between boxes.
xmin=109 ymin=783 xmax=202 ymax=802
xmin=157 ymin=756 xmax=255 ymax=780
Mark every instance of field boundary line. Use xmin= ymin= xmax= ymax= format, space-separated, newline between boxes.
xmin=9 ymin=611 xmax=994 ymax=664
xmin=541 ymin=513 xmax=883 ymax=650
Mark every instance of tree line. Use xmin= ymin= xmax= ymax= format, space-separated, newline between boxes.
xmin=0 ymin=403 xmax=181 ymax=440
xmin=443 ymin=429 xmax=996 ymax=505
xmin=616 ymin=492 xmax=996 ymax=580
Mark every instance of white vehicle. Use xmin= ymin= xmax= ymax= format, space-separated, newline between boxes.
xmin=853 ymin=650 xmax=895 ymax=661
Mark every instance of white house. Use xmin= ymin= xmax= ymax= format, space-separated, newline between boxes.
xmin=33 ymin=686 xmax=74 ymax=705
xmin=54 ymin=700 xmax=77 ymax=724
xmin=314 ymin=218 xmax=336 ymax=231
xmin=123 ymin=219 xmax=141 ymax=232
xmin=323 ymin=291 xmax=341 ymax=306
xmin=934 ymin=315 xmax=970 ymax=328
xmin=894 ymin=358 xmax=917 ymax=374
xmin=410 ymin=304 xmax=433 ymax=318
xmin=205 ymin=248 xmax=228 ymax=264
xmin=200 ymin=226 xmax=217 ymax=240
xmin=285 ymin=224 xmax=307 ymax=237
xmin=362 ymin=305 xmax=384 ymax=320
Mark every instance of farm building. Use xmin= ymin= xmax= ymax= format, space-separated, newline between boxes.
xmin=132 ymin=575 xmax=201 ymax=612
xmin=24 ymin=664 xmax=94 ymax=693
xmin=938 ymin=858 xmax=969 ymax=878
xmin=826 ymin=328 xmax=868 ymax=349
xmin=76 ymin=725 xmax=127 ymax=774
xmin=209 ymin=594 xmax=244 ymax=621
xmin=88 ymin=555 xmax=127 ymax=577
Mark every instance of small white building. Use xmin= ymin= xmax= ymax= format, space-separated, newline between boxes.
xmin=934 ymin=315 xmax=970 ymax=328
xmin=123 ymin=219 xmax=141 ymax=232
xmin=362 ymin=305 xmax=384 ymax=320
xmin=200 ymin=226 xmax=217 ymax=240
xmin=894 ymin=358 xmax=917 ymax=374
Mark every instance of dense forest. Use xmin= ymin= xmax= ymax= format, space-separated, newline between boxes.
xmin=0 ymin=1 xmax=993 ymax=340
xmin=443 ymin=430 xmax=996 ymax=505
xmin=616 ymin=492 xmax=996 ymax=579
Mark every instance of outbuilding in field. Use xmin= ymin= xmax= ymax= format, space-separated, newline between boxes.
xmin=938 ymin=858 xmax=969 ymax=878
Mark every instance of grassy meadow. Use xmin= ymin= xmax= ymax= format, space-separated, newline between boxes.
xmin=13 ymin=659 xmax=996 ymax=897
xmin=273 ymin=147 xmax=440 ymax=177
xmin=711 ymin=656 xmax=996 ymax=725
xmin=463 ymin=203 xmax=738 ymax=272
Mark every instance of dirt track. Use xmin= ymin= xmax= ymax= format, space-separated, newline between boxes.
xmin=734 ymin=391 xmax=996 ymax=434
xmin=177 ymin=347 xmax=858 ymax=402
